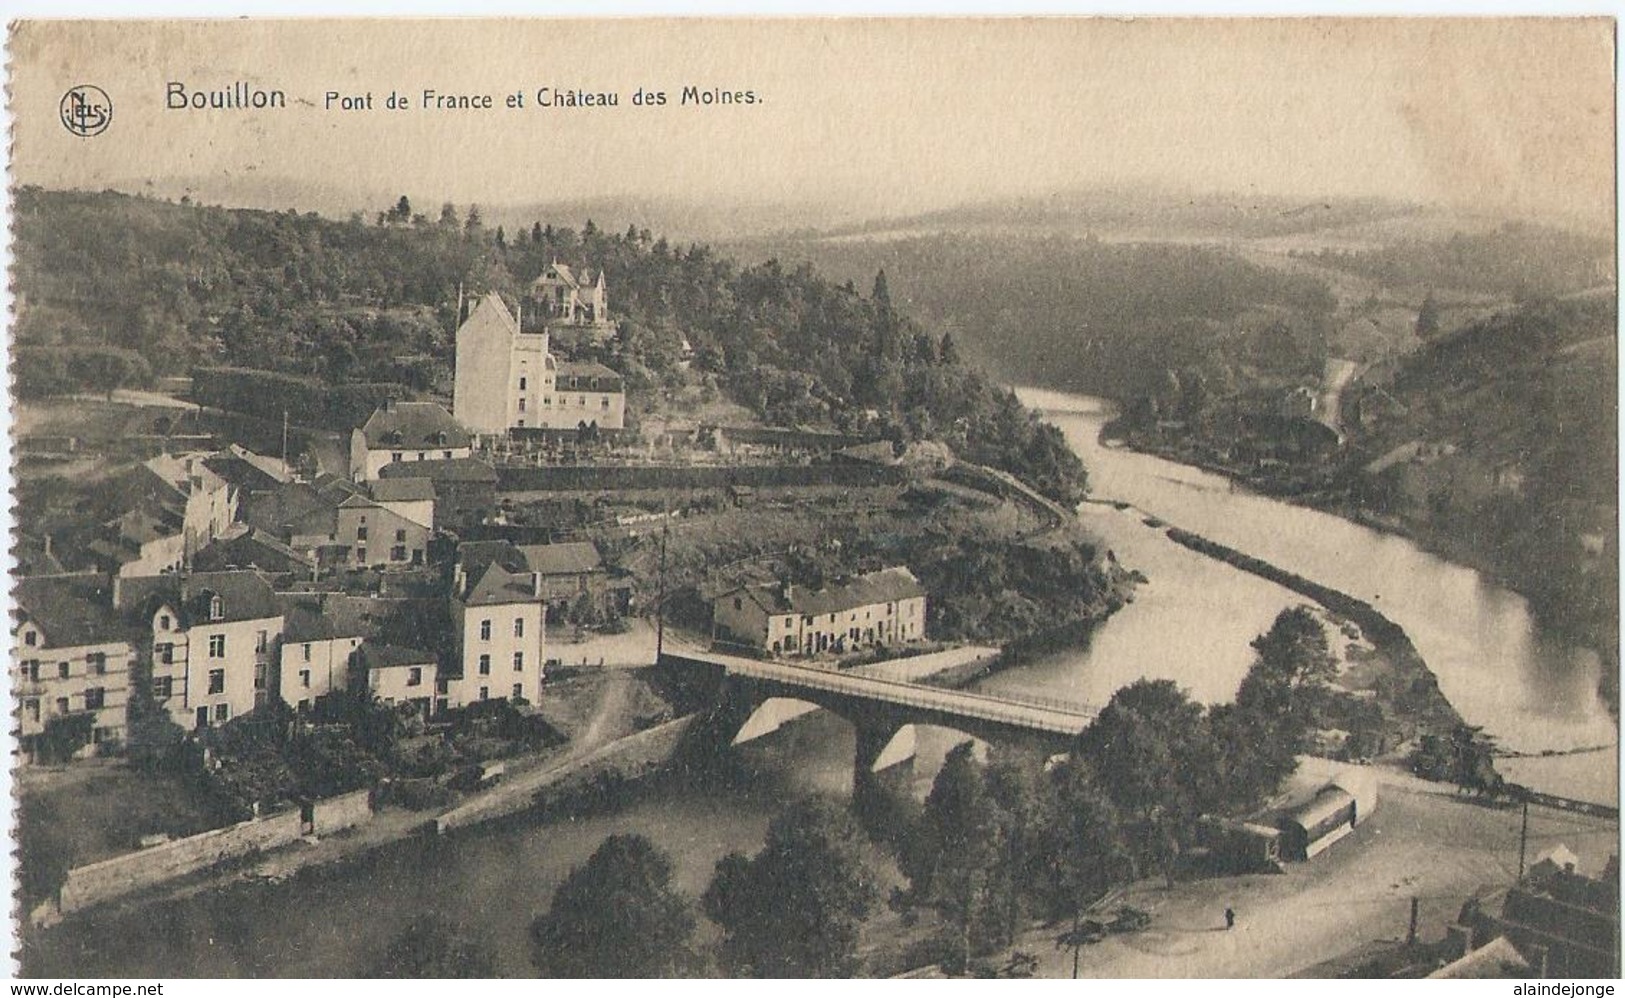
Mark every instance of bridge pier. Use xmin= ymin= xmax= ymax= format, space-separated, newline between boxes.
xmin=853 ymin=720 xmax=916 ymax=815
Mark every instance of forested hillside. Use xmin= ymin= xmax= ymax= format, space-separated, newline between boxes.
xmin=726 ymin=232 xmax=1343 ymax=399
xmin=12 ymin=187 xmax=1086 ymax=503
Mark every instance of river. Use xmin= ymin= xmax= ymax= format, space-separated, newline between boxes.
xmin=999 ymin=388 xmax=1617 ymax=805
xmin=25 ymin=388 xmax=1616 ymax=977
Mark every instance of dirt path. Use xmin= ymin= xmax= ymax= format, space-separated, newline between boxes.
xmin=999 ymin=766 xmax=1618 ymax=978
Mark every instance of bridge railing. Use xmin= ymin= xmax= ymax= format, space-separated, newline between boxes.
xmin=722 ymin=657 xmax=1095 ymax=736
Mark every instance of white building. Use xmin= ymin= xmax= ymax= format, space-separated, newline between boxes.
xmin=452 ymin=292 xmax=626 ymax=437
xmin=120 ymin=570 xmax=284 ymax=730
xmin=444 ymin=544 xmax=548 ymax=710
xmin=711 ymin=566 xmax=929 ymax=657
xmin=13 ymin=574 xmax=135 ymax=762
xmin=349 ymin=400 xmax=474 ymax=482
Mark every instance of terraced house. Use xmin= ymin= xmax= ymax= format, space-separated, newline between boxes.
xmin=711 ymin=566 xmax=928 ymax=657
xmin=13 ymin=574 xmax=135 ymax=764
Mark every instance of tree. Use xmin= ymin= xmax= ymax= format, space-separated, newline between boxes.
xmin=390 ymin=195 xmax=412 ymax=224
xmin=1037 ymin=759 xmax=1131 ymax=978
xmin=1236 ymin=606 xmax=1336 ymax=725
xmin=531 ymin=834 xmax=698 ymax=978
xmin=983 ymin=750 xmax=1047 ymax=948
xmin=900 ymin=741 xmax=1004 ymax=972
xmin=703 ymin=796 xmax=879 ymax=977
xmin=370 ymin=915 xmax=497 ymax=978
xmin=1077 ymin=679 xmax=1212 ymax=883
xmin=439 ymin=202 xmax=459 ymax=228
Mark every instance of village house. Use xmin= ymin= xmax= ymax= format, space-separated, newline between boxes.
xmin=529 ymin=260 xmax=611 ymax=329
xmin=515 ymin=541 xmax=622 ymax=616
xmin=444 ymin=542 xmax=548 ymax=711
xmin=276 ymin=596 xmax=366 ymax=711
xmin=89 ymin=451 xmax=239 ymax=577
xmin=334 ymin=493 xmax=432 ymax=569
xmin=368 ymin=476 xmax=435 ymax=531
xmin=356 ymin=643 xmax=438 ymax=716
xmin=377 ymin=457 xmax=498 ymax=528
xmin=711 ymin=566 xmax=928 ymax=657
xmin=349 ymin=400 xmax=474 ymax=482
xmin=13 ymin=574 xmax=136 ymax=763
xmin=452 ymin=292 xmax=626 ymax=438
xmin=119 ymin=570 xmax=285 ymax=730
xmin=193 ymin=526 xmax=316 ymax=580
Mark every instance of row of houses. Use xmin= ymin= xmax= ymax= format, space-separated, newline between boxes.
xmin=12 ymin=534 xmax=577 ymax=763
xmin=709 ymin=566 xmax=929 ymax=657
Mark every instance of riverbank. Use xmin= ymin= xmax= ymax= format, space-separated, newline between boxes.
xmin=1164 ymin=525 xmax=1465 ymax=747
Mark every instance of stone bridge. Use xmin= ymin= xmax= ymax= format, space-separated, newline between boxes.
xmin=656 ymin=650 xmax=1098 ymax=806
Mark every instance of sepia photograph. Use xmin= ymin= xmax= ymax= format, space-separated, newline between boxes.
xmin=4 ymin=16 xmax=1619 ymax=980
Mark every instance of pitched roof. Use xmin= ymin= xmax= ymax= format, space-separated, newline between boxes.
xmin=193 ymin=528 xmax=315 ymax=574
xmin=14 ymin=574 xmax=129 ymax=648
xmin=359 ymin=401 xmax=472 ymax=451
xmin=464 ymin=561 xmax=538 ymax=607
xmin=357 ymin=642 xmax=436 ymax=671
xmin=117 ymin=570 xmax=283 ymax=627
xmin=378 ymin=457 xmax=498 ymax=484
xmin=457 ymin=292 xmax=519 ymax=340
xmin=202 ymin=453 xmax=284 ymax=495
xmin=369 ymin=477 xmax=436 ymax=503
xmin=724 ymin=566 xmax=926 ymax=617
xmin=517 ymin=541 xmax=603 ymax=577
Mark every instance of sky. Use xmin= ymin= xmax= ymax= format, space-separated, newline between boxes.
xmin=8 ymin=18 xmax=1616 ymax=228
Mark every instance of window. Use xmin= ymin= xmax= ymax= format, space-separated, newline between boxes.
xmin=391 ymin=546 xmax=407 ymax=561
xmin=519 ymin=377 xmax=527 ymax=390
xmin=56 ymin=697 xmax=70 ymax=716
xmin=215 ymin=704 xmax=230 ymax=723
xmin=395 ymin=529 xmax=407 ymax=542
xmin=512 ymin=683 xmax=524 ymax=700
xmin=207 ymin=669 xmax=225 ymax=694
xmin=517 ymin=419 xmax=525 ymax=428
xmin=84 ymin=687 xmax=105 ymax=710
xmin=357 ymin=546 xmax=368 ymax=563
xmin=208 ymin=634 xmax=226 ymax=658
xmin=23 ymin=630 xmax=36 ymax=647
xmin=302 ymin=643 xmax=312 ymax=661
xmin=299 ymin=670 xmax=311 ymax=688
xmin=58 ymin=661 xmax=69 ymax=679
xmin=442 ymin=450 xmax=453 ymax=460
xmin=357 ymin=526 xmax=369 ymax=541
xmin=733 ymin=597 xmax=743 ymax=611
xmin=479 ymin=619 xmax=491 ymax=641
xmin=478 ymin=654 xmax=491 ymax=675
xmin=87 ymin=652 xmax=108 ymax=675
xmin=478 ymin=687 xmax=489 ymax=701
xmin=391 ymin=452 xmax=403 ymax=463
xmin=255 ymin=630 xmax=268 ymax=652
xmin=544 ymin=396 xmax=552 ymax=406
xmin=513 ymin=652 xmax=524 ymax=671
xmin=407 ymin=667 xmax=423 ymax=687
xmin=417 ymin=452 xmax=426 ymax=461
xmin=209 ymin=595 xmax=224 ymax=621
xmin=23 ymin=700 xmax=39 ymax=723
xmin=158 ymin=614 xmax=171 ymax=631
xmin=24 ymin=660 xmax=40 ymax=683
xmin=156 ymin=643 xmax=174 ymax=665
xmin=514 ymin=618 xmax=524 ymax=638
xmin=254 ymin=664 xmax=267 ymax=689
xmin=602 ymin=397 xmax=610 ymax=409
xmin=518 ymin=398 xmax=527 ymax=412
xmin=298 ymin=698 xmax=310 ymax=712
xmin=152 ymin=677 xmax=172 ymax=699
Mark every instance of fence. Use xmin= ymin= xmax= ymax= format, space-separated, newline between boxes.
xmin=53 ymin=788 xmax=373 ymax=916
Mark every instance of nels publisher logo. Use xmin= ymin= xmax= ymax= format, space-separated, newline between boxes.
xmin=60 ymin=84 xmax=113 ymax=137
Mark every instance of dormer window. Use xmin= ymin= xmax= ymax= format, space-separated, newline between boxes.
xmin=24 ymin=630 xmax=37 ymax=647
xmin=209 ymin=595 xmax=224 ymax=621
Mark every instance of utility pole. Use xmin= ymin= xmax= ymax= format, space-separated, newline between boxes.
xmin=1407 ymin=896 xmax=1420 ymax=946
xmin=655 ymin=496 xmax=669 ymax=663
xmin=281 ymin=409 xmax=290 ymax=468
xmin=1517 ymin=797 xmax=1530 ymax=880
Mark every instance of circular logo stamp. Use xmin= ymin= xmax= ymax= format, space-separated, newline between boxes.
xmin=60 ymin=85 xmax=113 ymax=137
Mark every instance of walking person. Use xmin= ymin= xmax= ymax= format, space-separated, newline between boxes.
xmin=1224 ymin=907 xmax=1236 ymax=930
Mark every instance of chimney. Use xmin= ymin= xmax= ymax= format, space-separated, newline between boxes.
xmin=111 ymin=574 xmax=123 ymax=610
xmin=533 ymin=572 xmax=543 ymax=599
xmin=779 ymin=580 xmax=793 ymax=605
